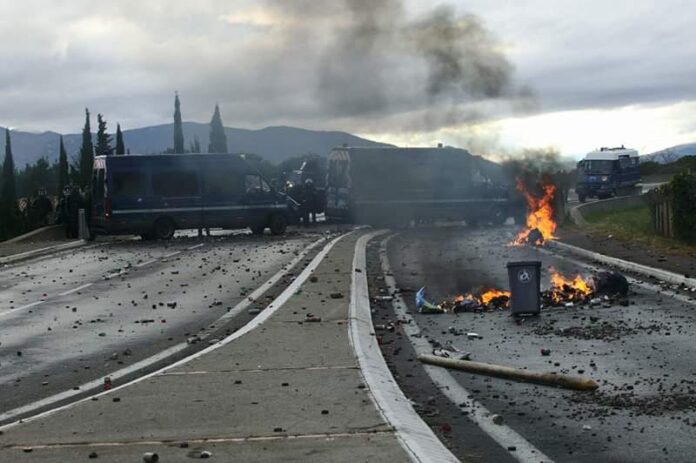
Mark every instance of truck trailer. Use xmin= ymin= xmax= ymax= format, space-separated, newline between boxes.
xmin=325 ymin=146 xmax=517 ymax=226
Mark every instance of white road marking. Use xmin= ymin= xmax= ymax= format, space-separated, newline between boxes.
xmin=135 ymin=259 xmax=157 ymax=268
xmin=58 ymin=283 xmax=93 ymax=297
xmin=0 ymin=233 xmax=346 ymax=428
xmin=186 ymin=243 xmax=205 ymax=251
xmin=378 ymin=234 xmax=553 ymax=463
xmin=350 ymin=231 xmax=459 ymax=463
xmin=104 ymin=270 xmax=127 ymax=280
xmin=162 ymin=250 xmax=181 ymax=259
xmin=0 ymin=300 xmax=44 ymax=318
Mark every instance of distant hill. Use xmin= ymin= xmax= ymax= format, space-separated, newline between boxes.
xmin=641 ymin=143 xmax=696 ymax=164
xmin=0 ymin=122 xmax=392 ymax=167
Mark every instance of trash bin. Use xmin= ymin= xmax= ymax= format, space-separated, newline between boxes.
xmin=506 ymin=261 xmax=541 ymax=315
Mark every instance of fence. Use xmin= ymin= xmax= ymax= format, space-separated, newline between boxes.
xmin=652 ymin=198 xmax=674 ymax=238
xmin=644 ymin=186 xmax=674 ymax=238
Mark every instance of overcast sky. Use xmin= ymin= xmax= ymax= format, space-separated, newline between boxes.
xmin=0 ymin=0 xmax=694 ymax=157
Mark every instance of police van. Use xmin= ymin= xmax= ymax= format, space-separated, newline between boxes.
xmin=90 ymin=154 xmax=298 ymax=239
xmin=575 ymin=146 xmax=641 ymax=202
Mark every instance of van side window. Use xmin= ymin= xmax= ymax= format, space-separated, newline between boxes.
xmin=112 ymin=171 xmax=147 ymax=197
xmin=203 ymin=170 xmax=243 ymax=197
xmin=153 ymin=171 xmax=199 ymax=197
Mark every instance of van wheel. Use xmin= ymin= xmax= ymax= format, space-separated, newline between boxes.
xmin=269 ymin=214 xmax=287 ymax=235
xmin=250 ymin=224 xmax=265 ymax=235
xmin=153 ymin=217 xmax=175 ymax=240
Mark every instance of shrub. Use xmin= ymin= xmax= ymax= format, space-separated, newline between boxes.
xmin=671 ymin=172 xmax=696 ymax=242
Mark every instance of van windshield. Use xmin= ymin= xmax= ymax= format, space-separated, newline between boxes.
xmin=583 ymin=160 xmax=615 ymax=174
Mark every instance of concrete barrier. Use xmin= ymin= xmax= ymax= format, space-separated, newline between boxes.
xmin=570 ymin=194 xmax=646 ymax=227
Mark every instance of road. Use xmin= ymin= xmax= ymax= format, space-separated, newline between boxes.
xmin=0 ymin=229 xmax=320 ymax=418
xmin=368 ymin=225 xmax=696 ymax=462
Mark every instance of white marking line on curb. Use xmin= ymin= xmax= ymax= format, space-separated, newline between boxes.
xmin=0 ymin=300 xmax=44 ymax=318
xmin=58 ymin=283 xmax=93 ymax=297
xmin=378 ymin=234 xmax=553 ymax=463
xmin=0 ymin=233 xmax=345 ymax=429
xmin=349 ymin=231 xmax=459 ymax=463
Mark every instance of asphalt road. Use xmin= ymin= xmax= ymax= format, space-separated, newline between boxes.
xmin=0 ymin=229 xmax=320 ymax=416
xmin=371 ymin=225 xmax=696 ymax=462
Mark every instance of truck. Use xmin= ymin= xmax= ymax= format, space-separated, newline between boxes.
xmin=575 ymin=146 xmax=641 ymax=202
xmin=325 ymin=146 xmax=518 ymax=226
xmin=90 ymin=153 xmax=298 ymax=240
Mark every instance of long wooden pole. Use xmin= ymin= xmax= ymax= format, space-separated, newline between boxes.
xmin=419 ymin=354 xmax=599 ymax=391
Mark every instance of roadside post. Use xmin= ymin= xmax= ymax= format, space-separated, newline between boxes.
xmin=78 ymin=208 xmax=90 ymax=240
xmin=506 ymin=261 xmax=541 ymax=315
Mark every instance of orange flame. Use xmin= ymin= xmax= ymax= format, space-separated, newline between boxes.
xmin=513 ymin=179 xmax=557 ymax=245
xmin=479 ymin=289 xmax=512 ymax=305
xmin=548 ymin=268 xmax=593 ymax=303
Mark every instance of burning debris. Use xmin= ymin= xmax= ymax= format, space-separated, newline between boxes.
xmin=417 ymin=269 xmax=628 ymax=314
xmin=513 ymin=179 xmax=557 ymax=246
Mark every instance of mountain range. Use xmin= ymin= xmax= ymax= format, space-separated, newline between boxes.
xmin=640 ymin=143 xmax=696 ymax=164
xmin=0 ymin=122 xmax=392 ymax=168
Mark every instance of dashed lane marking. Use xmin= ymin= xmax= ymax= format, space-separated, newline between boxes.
xmin=58 ymin=283 xmax=93 ymax=296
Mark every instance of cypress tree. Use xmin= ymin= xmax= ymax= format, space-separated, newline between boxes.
xmin=58 ymin=135 xmax=69 ymax=193
xmin=208 ymin=104 xmax=228 ymax=153
xmin=95 ymin=114 xmax=113 ymax=157
xmin=173 ymin=92 xmax=185 ymax=154
xmin=78 ymin=108 xmax=94 ymax=189
xmin=1 ymin=129 xmax=20 ymax=238
xmin=115 ymin=123 xmax=125 ymax=155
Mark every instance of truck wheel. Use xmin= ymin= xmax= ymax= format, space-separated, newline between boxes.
xmin=269 ymin=214 xmax=287 ymax=235
xmin=578 ymin=193 xmax=587 ymax=203
xmin=153 ymin=217 xmax=175 ymax=240
xmin=250 ymin=224 xmax=266 ymax=235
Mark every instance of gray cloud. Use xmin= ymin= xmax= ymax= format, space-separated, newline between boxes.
xmin=0 ymin=0 xmax=694 ymax=136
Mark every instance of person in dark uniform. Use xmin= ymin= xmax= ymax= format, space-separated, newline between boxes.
xmin=65 ymin=185 xmax=81 ymax=239
xmin=303 ymin=178 xmax=317 ymax=225
xmin=33 ymin=188 xmax=53 ymax=227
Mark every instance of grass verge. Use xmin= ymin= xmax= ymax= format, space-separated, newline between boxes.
xmin=582 ymin=204 xmax=696 ymax=254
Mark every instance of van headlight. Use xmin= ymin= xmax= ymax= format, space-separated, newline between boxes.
xmin=601 ymin=176 xmax=608 ymax=182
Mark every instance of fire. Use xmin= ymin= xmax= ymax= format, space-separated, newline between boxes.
xmin=547 ymin=268 xmax=593 ymax=304
xmin=479 ymin=289 xmax=512 ymax=305
xmin=513 ymin=179 xmax=557 ymax=245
